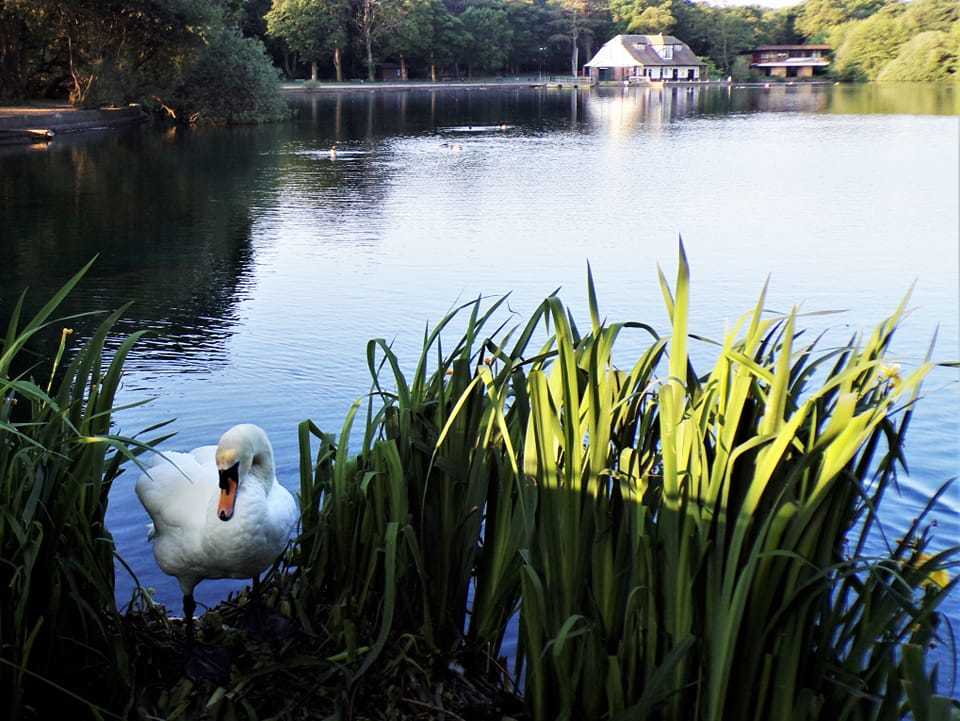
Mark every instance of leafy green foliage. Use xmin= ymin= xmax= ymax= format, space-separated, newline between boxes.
xmin=0 ymin=0 xmax=287 ymax=123
xmin=610 ymin=0 xmax=675 ymax=35
xmin=832 ymin=8 xmax=913 ymax=80
xmin=877 ymin=29 xmax=960 ymax=82
xmin=462 ymin=1 xmax=515 ymax=73
xmin=171 ymin=27 xmax=291 ymax=124
xmin=389 ymin=0 xmax=467 ymax=80
xmin=0 ymin=0 xmax=219 ymax=104
xmin=265 ymin=0 xmax=350 ymax=79
xmin=796 ymin=0 xmax=890 ymax=41
xmin=830 ymin=0 xmax=960 ymax=81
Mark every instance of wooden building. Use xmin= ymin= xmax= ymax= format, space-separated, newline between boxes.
xmin=742 ymin=45 xmax=831 ymax=78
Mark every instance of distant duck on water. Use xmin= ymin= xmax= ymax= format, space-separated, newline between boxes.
xmin=135 ymin=424 xmax=298 ymax=642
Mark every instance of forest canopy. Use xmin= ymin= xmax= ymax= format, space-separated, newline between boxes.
xmin=0 ymin=0 xmax=956 ymax=118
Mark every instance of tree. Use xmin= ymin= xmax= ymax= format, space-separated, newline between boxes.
xmin=831 ymin=7 xmax=911 ymax=80
xmin=548 ymin=0 xmax=597 ymax=77
xmin=266 ymin=0 xmax=349 ymax=81
xmin=796 ymin=0 xmax=890 ymax=40
xmin=170 ymin=26 xmax=291 ymax=123
xmin=877 ymin=27 xmax=959 ymax=81
xmin=461 ymin=1 xmax=513 ymax=75
xmin=2 ymin=0 xmax=219 ymax=105
xmin=391 ymin=0 xmax=467 ymax=80
xmin=355 ymin=0 xmax=404 ymax=81
xmin=610 ymin=0 xmax=675 ymax=35
xmin=503 ymin=0 xmax=558 ymax=75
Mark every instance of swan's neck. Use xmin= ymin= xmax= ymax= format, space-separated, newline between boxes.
xmin=245 ymin=454 xmax=275 ymax=494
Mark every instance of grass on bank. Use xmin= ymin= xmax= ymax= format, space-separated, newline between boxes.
xmin=2 ymin=249 xmax=958 ymax=720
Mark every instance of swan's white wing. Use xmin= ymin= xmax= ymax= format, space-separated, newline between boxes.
xmin=135 ymin=449 xmax=216 ymax=537
xmin=190 ymin=445 xmax=218 ymax=467
xmin=268 ymin=482 xmax=300 ymax=538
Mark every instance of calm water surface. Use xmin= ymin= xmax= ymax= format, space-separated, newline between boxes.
xmin=1 ymin=84 xmax=958 ymax=665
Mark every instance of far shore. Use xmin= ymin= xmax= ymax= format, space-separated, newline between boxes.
xmin=279 ymin=77 xmax=841 ymax=93
xmin=281 ymin=78 xmax=559 ymax=92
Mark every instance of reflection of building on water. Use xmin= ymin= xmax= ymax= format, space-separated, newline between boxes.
xmin=583 ymin=83 xmax=833 ymax=132
xmin=732 ymin=84 xmax=830 ymax=114
xmin=584 ymin=85 xmax=709 ymax=132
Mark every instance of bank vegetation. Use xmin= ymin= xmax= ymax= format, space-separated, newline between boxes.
xmin=2 ymin=250 xmax=958 ymax=720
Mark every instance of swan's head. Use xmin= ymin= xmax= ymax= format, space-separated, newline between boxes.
xmin=215 ymin=424 xmax=275 ymax=522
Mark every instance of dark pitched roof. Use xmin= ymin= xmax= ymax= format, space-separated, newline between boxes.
xmin=745 ymin=44 xmax=832 ymax=52
xmin=621 ymin=35 xmax=704 ymax=67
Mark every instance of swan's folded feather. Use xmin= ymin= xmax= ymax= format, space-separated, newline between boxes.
xmin=135 ymin=450 xmax=214 ymax=535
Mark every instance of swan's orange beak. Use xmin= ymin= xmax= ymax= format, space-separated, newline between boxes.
xmin=218 ymin=463 xmax=239 ymax=521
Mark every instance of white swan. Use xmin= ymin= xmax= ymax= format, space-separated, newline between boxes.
xmin=135 ymin=424 xmax=298 ymax=638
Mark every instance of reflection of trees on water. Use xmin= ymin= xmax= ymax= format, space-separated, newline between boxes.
xmin=823 ymin=83 xmax=959 ymax=116
xmin=288 ymin=88 xmax=593 ymax=138
xmin=0 ymin=126 xmax=275 ymax=372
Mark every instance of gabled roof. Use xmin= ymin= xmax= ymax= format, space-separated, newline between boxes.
xmin=585 ymin=35 xmax=705 ymax=68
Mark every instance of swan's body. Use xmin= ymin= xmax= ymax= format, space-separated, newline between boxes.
xmin=136 ymin=424 xmax=297 ymax=633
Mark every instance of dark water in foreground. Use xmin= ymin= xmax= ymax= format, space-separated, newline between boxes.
xmin=1 ymin=83 xmax=958 ymax=669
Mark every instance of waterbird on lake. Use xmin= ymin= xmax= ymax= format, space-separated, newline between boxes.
xmin=135 ymin=424 xmax=298 ymax=643
xmin=330 ymin=145 xmax=337 ymax=159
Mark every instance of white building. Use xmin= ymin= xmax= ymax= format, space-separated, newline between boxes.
xmin=584 ymin=34 xmax=707 ymax=83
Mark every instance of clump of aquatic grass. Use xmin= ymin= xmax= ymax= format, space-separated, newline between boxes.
xmin=297 ymin=296 xmax=541 ymax=673
xmin=0 ymin=262 xmax=165 ymax=719
xmin=298 ymin=245 xmax=958 ymax=721
xmin=516 ymin=248 xmax=958 ymax=721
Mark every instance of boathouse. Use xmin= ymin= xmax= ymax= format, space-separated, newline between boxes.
xmin=584 ymin=34 xmax=707 ymax=83
xmin=741 ymin=45 xmax=831 ymax=78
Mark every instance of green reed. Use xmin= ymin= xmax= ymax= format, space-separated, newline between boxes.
xmin=5 ymin=251 xmax=954 ymax=720
xmin=298 ymin=245 xmax=958 ymax=720
xmin=0 ymin=262 xmax=166 ymax=720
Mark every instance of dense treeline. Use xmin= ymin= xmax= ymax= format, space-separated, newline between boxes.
xmin=1 ymin=0 xmax=957 ymax=120
xmin=818 ymin=0 xmax=960 ymax=81
xmin=261 ymin=0 xmax=806 ymax=81
xmin=261 ymin=0 xmax=960 ymax=83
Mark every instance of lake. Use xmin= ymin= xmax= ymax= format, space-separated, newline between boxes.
xmin=1 ymin=83 xmax=957 ymax=666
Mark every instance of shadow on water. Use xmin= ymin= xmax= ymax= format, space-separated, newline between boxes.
xmin=0 ymin=125 xmax=268 ymax=373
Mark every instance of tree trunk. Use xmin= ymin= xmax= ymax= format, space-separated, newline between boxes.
xmin=310 ymin=61 xmax=318 ymax=82
xmin=570 ymin=28 xmax=579 ymax=77
xmin=283 ymin=51 xmax=295 ymax=79
xmin=366 ymin=28 xmax=375 ymax=81
xmin=334 ymin=47 xmax=342 ymax=82
xmin=431 ymin=62 xmax=437 ymax=82
xmin=400 ymin=54 xmax=407 ymax=80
